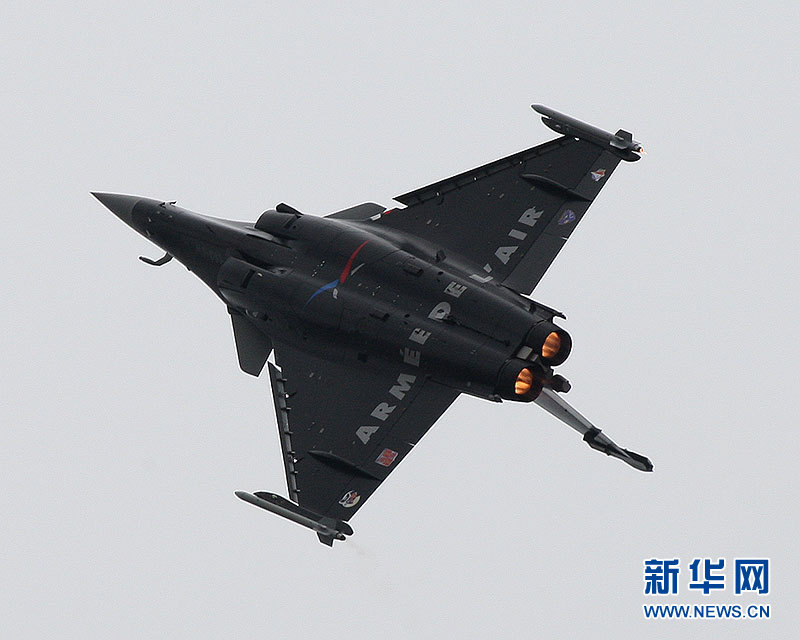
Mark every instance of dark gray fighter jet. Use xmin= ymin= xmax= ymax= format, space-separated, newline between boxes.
xmin=95 ymin=105 xmax=651 ymax=546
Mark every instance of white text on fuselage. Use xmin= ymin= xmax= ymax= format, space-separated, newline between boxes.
xmin=355 ymin=279 xmax=466 ymax=444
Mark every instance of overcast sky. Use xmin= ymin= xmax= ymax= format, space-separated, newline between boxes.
xmin=2 ymin=2 xmax=798 ymax=638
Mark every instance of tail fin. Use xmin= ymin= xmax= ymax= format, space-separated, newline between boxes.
xmin=535 ymin=388 xmax=653 ymax=472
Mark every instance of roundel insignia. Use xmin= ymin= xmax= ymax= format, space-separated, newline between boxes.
xmin=558 ymin=209 xmax=576 ymax=225
xmin=339 ymin=490 xmax=361 ymax=508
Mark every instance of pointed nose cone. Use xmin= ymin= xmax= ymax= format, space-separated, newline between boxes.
xmin=92 ymin=192 xmax=141 ymax=226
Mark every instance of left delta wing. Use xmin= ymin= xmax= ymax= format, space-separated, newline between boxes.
xmin=266 ymin=340 xmax=459 ymax=526
xmin=378 ymin=137 xmax=621 ymax=295
xmin=368 ymin=106 xmax=641 ymax=294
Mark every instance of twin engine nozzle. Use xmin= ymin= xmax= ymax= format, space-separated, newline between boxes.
xmin=525 ymin=321 xmax=572 ymax=366
xmin=495 ymin=321 xmax=572 ymax=401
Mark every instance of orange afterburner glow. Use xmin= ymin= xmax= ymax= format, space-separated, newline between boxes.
xmin=542 ymin=332 xmax=561 ymax=359
xmin=515 ymin=368 xmax=534 ymax=395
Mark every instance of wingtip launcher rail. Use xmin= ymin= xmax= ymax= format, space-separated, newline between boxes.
xmin=532 ymin=104 xmax=644 ymax=161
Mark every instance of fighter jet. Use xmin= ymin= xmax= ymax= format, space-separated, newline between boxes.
xmin=95 ymin=105 xmax=651 ymax=546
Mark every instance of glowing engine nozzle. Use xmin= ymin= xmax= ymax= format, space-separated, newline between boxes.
xmin=497 ymin=360 xmax=543 ymax=402
xmin=515 ymin=368 xmax=534 ymax=396
xmin=541 ymin=332 xmax=561 ymax=359
xmin=525 ymin=322 xmax=572 ymax=366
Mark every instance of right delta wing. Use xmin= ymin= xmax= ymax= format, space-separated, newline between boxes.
xmin=267 ymin=340 xmax=459 ymax=524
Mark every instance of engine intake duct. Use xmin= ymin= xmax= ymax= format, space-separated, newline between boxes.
xmin=525 ymin=321 xmax=572 ymax=366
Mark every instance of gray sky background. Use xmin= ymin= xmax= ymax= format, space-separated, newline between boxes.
xmin=2 ymin=2 xmax=798 ymax=638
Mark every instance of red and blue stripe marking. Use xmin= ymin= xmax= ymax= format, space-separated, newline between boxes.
xmin=304 ymin=240 xmax=369 ymax=307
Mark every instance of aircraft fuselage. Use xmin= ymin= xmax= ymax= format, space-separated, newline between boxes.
xmin=112 ymin=195 xmax=570 ymax=402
